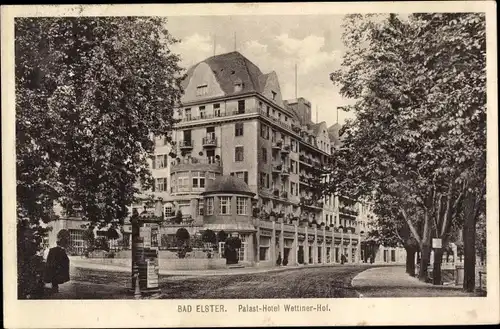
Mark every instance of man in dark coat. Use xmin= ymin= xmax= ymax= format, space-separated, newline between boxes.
xmin=341 ymin=253 xmax=348 ymax=264
xmin=44 ymin=239 xmax=70 ymax=293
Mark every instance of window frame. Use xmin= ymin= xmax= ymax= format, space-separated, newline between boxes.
xmin=236 ymin=197 xmax=248 ymax=215
xmin=219 ymin=196 xmax=231 ymax=215
xmin=235 ymin=122 xmax=244 ymax=136
xmin=235 ymin=146 xmax=244 ymax=162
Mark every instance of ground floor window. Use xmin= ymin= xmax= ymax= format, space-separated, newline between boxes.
xmin=326 ymin=247 xmax=331 ymax=263
xmin=318 ymin=247 xmax=322 ymax=263
xmin=335 ymin=247 xmax=340 ymax=263
xmin=383 ymin=249 xmax=389 ymax=262
xmin=259 ymin=247 xmax=269 ymax=261
xmin=308 ymin=246 xmax=313 ymax=264
xmin=68 ymin=229 xmax=85 ymax=255
xmin=352 ymin=248 xmax=356 ymax=262
xmin=391 ymin=249 xmax=396 ymax=262
xmin=238 ymin=242 xmax=247 ymax=261
xmin=219 ymin=242 xmax=225 ymax=258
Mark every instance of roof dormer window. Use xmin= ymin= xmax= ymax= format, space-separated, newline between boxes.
xmin=272 ymin=91 xmax=277 ymax=100
xmin=196 ymin=84 xmax=208 ymax=96
xmin=234 ymin=78 xmax=243 ymax=92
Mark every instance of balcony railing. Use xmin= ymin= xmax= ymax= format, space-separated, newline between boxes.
xmin=176 ymin=106 xmax=328 ymax=155
xmin=272 ymin=164 xmax=282 ymax=173
xmin=280 ymin=191 xmax=288 ymax=199
xmin=272 ymin=140 xmax=283 ymax=149
xmin=178 ymin=140 xmax=193 ymax=149
xmin=281 ymin=167 xmax=290 ymax=176
xmin=202 ymin=136 xmax=217 ymax=147
xmin=171 ymin=157 xmax=221 ymax=166
xmin=281 ymin=144 xmax=291 ymax=153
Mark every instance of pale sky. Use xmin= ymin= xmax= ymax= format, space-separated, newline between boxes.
xmin=165 ymin=15 xmax=356 ymax=127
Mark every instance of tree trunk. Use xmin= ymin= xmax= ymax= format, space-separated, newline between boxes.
xmin=432 ymin=248 xmax=443 ymax=285
xmin=418 ymin=211 xmax=432 ymax=282
xmin=419 ymin=244 xmax=431 ymax=281
xmin=463 ymin=193 xmax=477 ymax=292
xmin=405 ymin=247 xmax=416 ymax=277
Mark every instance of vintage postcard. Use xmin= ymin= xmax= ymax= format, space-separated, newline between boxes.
xmin=2 ymin=2 xmax=498 ymax=328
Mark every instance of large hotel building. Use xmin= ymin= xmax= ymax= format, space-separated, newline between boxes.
xmin=48 ymin=51 xmax=405 ymax=267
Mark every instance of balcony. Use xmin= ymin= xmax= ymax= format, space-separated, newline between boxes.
xmin=339 ymin=205 xmax=359 ymax=217
xmin=272 ymin=140 xmax=283 ymax=150
xmin=170 ymin=156 xmax=222 ymax=174
xmin=179 ymin=140 xmax=193 ymax=150
xmin=272 ymin=188 xmax=280 ymax=198
xmin=281 ymin=167 xmax=290 ymax=176
xmin=280 ymin=191 xmax=289 ymax=199
xmin=202 ymin=136 xmax=217 ymax=148
xmin=272 ymin=164 xmax=282 ymax=173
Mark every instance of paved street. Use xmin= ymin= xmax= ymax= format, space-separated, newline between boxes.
xmin=50 ymin=265 xmax=374 ymax=299
xmin=44 ymin=264 xmax=481 ymax=299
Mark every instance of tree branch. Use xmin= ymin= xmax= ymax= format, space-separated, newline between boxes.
xmin=400 ymin=207 xmax=422 ymax=245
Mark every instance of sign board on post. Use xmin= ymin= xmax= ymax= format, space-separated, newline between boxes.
xmin=140 ymin=226 xmax=152 ymax=248
xmin=146 ymin=258 xmax=159 ymax=289
xmin=432 ymin=238 xmax=442 ymax=249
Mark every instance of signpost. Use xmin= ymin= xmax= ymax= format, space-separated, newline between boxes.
xmin=432 ymin=238 xmax=442 ymax=249
xmin=432 ymin=238 xmax=443 ymax=285
xmin=130 ymin=200 xmax=162 ymax=298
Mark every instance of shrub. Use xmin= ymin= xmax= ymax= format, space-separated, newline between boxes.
xmin=201 ymin=229 xmax=217 ymax=245
xmin=217 ymin=230 xmax=228 ymax=243
xmin=175 ymin=210 xmax=183 ymax=224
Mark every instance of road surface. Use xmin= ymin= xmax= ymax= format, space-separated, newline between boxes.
xmin=51 ymin=265 xmax=374 ymax=299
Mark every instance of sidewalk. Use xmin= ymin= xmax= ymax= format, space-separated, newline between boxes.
xmin=351 ymin=266 xmax=478 ymax=297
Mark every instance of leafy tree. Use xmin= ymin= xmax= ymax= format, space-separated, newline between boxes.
xmin=16 ymin=17 xmax=184 ymax=295
xmin=328 ymin=13 xmax=485 ymax=288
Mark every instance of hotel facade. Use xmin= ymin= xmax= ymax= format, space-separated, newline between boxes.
xmin=48 ymin=51 xmax=406 ymax=268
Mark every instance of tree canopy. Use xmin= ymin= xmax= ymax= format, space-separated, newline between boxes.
xmin=328 ymin=13 xmax=486 ymax=281
xmin=16 ymin=17 xmax=184 ymax=235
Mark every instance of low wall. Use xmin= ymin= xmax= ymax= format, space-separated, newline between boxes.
xmin=71 ymin=256 xmax=229 ymax=270
xmin=90 ymin=249 xmax=218 ymax=260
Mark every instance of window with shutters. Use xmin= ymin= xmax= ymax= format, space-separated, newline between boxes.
xmin=155 ymin=177 xmax=167 ymax=192
xmin=213 ymin=103 xmax=221 ymax=117
xmin=260 ymin=124 xmax=269 ymax=139
xmin=199 ymin=106 xmax=206 ymax=118
xmin=235 ymin=122 xmax=244 ymax=136
xmin=231 ymin=171 xmax=248 ymax=184
xmin=237 ymin=100 xmax=245 ymax=113
xmin=155 ymin=154 xmax=168 ymax=169
xmin=206 ymin=197 xmax=214 ymax=215
xmin=235 ymin=146 xmax=244 ymax=162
